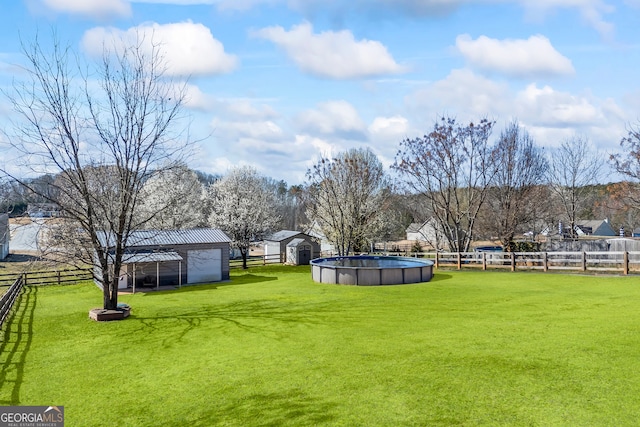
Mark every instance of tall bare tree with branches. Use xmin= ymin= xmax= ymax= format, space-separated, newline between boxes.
xmin=394 ymin=116 xmax=497 ymax=252
xmin=485 ymin=121 xmax=548 ymax=250
xmin=547 ymin=136 xmax=601 ymax=238
xmin=1 ymin=34 xmax=190 ymax=310
xmin=610 ymin=122 xmax=640 ymax=213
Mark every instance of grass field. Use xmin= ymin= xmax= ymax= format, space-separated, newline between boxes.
xmin=2 ymin=266 xmax=640 ymax=426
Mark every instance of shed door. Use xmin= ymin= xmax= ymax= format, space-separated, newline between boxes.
xmin=299 ymin=246 xmax=311 ymax=265
xmin=187 ymin=248 xmax=222 ymax=283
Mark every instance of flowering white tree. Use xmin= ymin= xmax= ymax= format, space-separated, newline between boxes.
xmin=305 ymin=148 xmax=392 ymax=255
xmin=208 ymin=166 xmax=280 ymax=269
xmin=138 ymin=165 xmax=208 ymax=230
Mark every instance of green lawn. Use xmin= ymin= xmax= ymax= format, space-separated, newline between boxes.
xmin=2 ymin=266 xmax=640 ymax=426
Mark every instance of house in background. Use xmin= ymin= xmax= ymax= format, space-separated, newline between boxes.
xmin=264 ymin=230 xmax=320 ymax=265
xmin=0 ymin=213 xmax=9 ymax=260
xmin=97 ymin=228 xmax=231 ymax=291
xmin=574 ymin=219 xmax=616 ymax=237
xmin=27 ymin=203 xmax=60 ymax=218
xmin=406 ymin=218 xmax=445 ymax=250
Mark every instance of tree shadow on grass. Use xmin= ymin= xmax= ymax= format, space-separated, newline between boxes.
xmin=139 ymin=275 xmax=278 ymax=297
xmin=0 ymin=285 xmax=37 ymax=405
xmin=430 ymin=273 xmax=453 ymax=282
xmin=190 ymin=390 xmax=339 ymax=427
xmin=128 ymin=298 xmax=341 ymax=348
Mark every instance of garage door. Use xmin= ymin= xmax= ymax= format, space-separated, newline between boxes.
xmin=187 ymin=248 xmax=222 ymax=283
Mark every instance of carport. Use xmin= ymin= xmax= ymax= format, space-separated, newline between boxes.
xmin=118 ymin=251 xmax=184 ymax=293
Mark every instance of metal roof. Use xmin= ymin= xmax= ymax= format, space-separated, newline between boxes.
xmin=266 ymin=230 xmax=304 ymax=242
xmin=121 ymin=251 xmax=183 ymax=264
xmin=99 ymin=228 xmax=231 ymax=248
xmin=286 ymin=238 xmax=307 ymax=247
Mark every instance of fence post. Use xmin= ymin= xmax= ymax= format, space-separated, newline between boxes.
xmin=510 ymin=252 xmax=515 ymax=272
xmin=23 ymin=272 xmax=27 ymax=286
xmin=435 ymin=252 xmax=439 ymax=269
xmin=543 ymin=252 xmax=548 ymax=272
xmin=624 ymin=251 xmax=629 ymax=275
xmin=457 ymin=252 xmax=461 ymax=270
xmin=582 ymin=251 xmax=587 ymax=272
xmin=482 ymin=252 xmax=487 ymax=271
xmin=58 ymin=270 xmax=61 ymax=285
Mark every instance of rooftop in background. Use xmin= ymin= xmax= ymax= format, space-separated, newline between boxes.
xmin=99 ymin=228 xmax=231 ymax=248
xmin=266 ymin=230 xmax=307 ymax=242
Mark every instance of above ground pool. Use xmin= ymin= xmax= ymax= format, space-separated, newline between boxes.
xmin=311 ymin=255 xmax=434 ymax=286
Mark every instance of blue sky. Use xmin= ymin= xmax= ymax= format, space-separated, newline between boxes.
xmin=1 ymin=0 xmax=639 ymax=184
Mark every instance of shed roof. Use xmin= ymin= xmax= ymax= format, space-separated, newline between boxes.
xmin=99 ymin=228 xmax=231 ymax=248
xmin=286 ymin=238 xmax=306 ymax=247
xmin=266 ymin=230 xmax=304 ymax=242
xmin=121 ymin=251 xmax=183 ymax=264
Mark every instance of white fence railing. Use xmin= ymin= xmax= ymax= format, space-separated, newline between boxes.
xmin=371 ymin=251 xmax=640 ymax=275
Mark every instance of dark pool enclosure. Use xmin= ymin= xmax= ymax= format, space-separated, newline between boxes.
xmin=311 ymin=255 xmax=434 ymax=286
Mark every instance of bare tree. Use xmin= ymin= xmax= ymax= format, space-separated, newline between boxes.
xmin=485 ymin=121 xmax=548 ymax=250
xmin=610 ymin=123 xmax=640 ymax=212
xmin=137 ymin=165 xmax=207 ymax=230
xmin=305 ymin=147 xmax=392 ymax=255
xmin=1 ymin=35 xmax=189 ymax=310
xmin=208 ymin=166 xmax=280 ymax=269
xmin=394 ymin=116 xmax=497 ymax=252
xmin=547 ymin=136 xmax=602 ymax=238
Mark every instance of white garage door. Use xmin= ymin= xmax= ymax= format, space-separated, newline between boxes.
xmin=187 ymin=248 xmax=222 ymax=283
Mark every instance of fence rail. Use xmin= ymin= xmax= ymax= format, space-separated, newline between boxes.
xmin=229 ymin=254 xmax=282 ymax=270
xmin=0 ymin=275 xmax=24 ymax=330
xmin=0 ymin=268 xmax=92 ymax=287
xmin=393 ymin=251 xmax=640 ymax=274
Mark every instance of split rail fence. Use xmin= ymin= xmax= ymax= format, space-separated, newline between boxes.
xmin=0 ymin=275 xmax=24 ymax=331
xmin=0 ymin=268 xmax=92 ymax=331
xmin=229 ymin=253 xmax=282 ymax=269
xmin=407 ymin=251 xmax=640 ymax=275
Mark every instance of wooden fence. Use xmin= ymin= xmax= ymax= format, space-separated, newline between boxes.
xmin=229 ymin=253 xmax=282 ymax=270
xmin=0 ymin=268 xmax=93 ymax=288
xmin=395 ymin=251 xmax=640 ymax=275
xmin=0 ymin=275 xmax=24 ymax=330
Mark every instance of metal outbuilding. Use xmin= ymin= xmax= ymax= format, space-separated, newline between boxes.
xmin=98 ymin=228 xmax=231 ymax=291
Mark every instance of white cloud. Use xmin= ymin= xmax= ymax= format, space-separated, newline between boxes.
xmin=221 ymin=99 xmax=279 ymax=120
xmin=515 ymin=83 xmax=600 ymax=126
xmin=369 ymin=115 xmax=409 ymax=137
xmin=182 ymin=84 xmax=215 ymax=110
xmin=518 ymin=0 xmax=615 ymax=38
xmin=403 ymin=69 xmax=627 ymax=154
xmin=296 ymin=100 xmax=368 ymax=139
xmin=81 ymin=21 xmax=237 ymax=77
xmin=407 ymin=69 xmax=511 ymax=120
xmin=37 ymin=0 xmax=131 ymax=19
xmin=455 ymin=34 xmax=575 ymax=78
xmin=212 ymin=119 xmax=284 ymax=141
xmin=215 ymin=0 xmax=616 ymax=37
xmin=253 ymin=21 xmax=407 ymax=79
